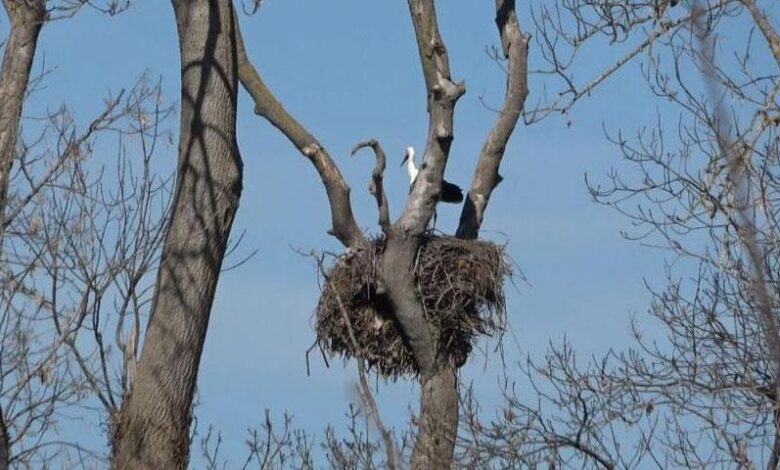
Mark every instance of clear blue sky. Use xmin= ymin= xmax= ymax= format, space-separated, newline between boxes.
xmin=3 ymin=0 xmax=674 ymax=465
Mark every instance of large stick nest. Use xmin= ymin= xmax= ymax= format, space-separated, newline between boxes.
xmin=315 ymin=234 xmax=511 ymax=378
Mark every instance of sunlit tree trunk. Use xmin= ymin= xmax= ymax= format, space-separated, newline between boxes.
xmin=111 ymin=0 xmax=243 ymax=467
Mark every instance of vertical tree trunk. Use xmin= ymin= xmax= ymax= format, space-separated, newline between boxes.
xmin=382 ymin=234 xmax=460 ymax=470
xmin=392 ymin=1 xmax=464 ymax=468
xmin=411 ymin=365 xmax=458 ymax=470
xmin=111 ymin=0 xmax=243 ymax=468
xmin=0 ymin=0 xmax=45 ymax=236
xmin=0 ymin=3 xmax=46 ymax=467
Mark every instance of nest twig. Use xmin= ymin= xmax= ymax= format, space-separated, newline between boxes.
xmin=315 ymin=234 xmax=511 ymax=378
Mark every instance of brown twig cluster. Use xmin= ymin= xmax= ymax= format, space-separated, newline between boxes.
xmin=316 ymin=235 xmax=511 ymax=378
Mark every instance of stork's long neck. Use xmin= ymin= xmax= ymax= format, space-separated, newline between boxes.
xmin=406 ymin=148 xmax=419 ymax=185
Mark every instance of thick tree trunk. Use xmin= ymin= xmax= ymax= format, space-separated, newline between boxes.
xmin=381 ymin=233 xmax=436 ymax=371
xmin=0 ymin=0 xmax=45 ymax=236
xmin=411 ymin=365 xmax=458 ymax=470
xmin=111 ymin=0 xmax=243 ymax=468
xmin=382 ymin=237 xmax=459 ymax=469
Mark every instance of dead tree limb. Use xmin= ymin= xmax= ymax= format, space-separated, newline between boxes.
xmin=234 ymin=13 xmax=363 ymax=247
xmin=457 ymin=0 xmax=529 ymax=240
xmin=351 ymin=139 xmax=391 ymax=234
xmin=382 ymin=0 xmax=465 ymax=375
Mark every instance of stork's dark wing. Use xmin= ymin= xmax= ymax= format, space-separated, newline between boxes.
xmin=441 ymin=180 xmax=464 ymax=203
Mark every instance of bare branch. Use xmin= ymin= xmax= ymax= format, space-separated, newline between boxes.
xmin=234 ymin=11 xmax=363 ymax=247
xmin=741 ymin=0 xmax=780 ymax=69
xmin=351 ymin=139 xmax=390 ymax=233
xmin=457 ymin=0 xmax=529 ymax=240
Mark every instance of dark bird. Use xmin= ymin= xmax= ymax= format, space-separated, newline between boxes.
xmin=401 ymin=146 xmax=464 ymax=203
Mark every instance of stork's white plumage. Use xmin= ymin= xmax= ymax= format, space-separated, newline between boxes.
xmin=401 ymin=146 xmax=463 ymax=204
xmin=403 ymin=146 xmax=419 ymax=185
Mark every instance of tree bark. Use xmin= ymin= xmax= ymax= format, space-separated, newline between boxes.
xmin=111 ymin=0 xmax=243 ymax=468
xmin=0 ymin=0 xmax=45 ymax=239
xmin=412 ymin=365 xmax=458 ymax=470
xmin=351 ymin=139 xmax=391 ymax=234
xmin=740 ymin=0 xmax=780 ymax=69
xmin=382 ymin=232 xmax=459 ymax=469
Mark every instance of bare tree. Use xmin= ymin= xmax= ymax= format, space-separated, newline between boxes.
xmin=456 ymin=0 xmax=780 ymax=468
xmin=0 ymin=3 xmax=43 ymax=458
xmin=0 ymin=73 xmax=173 ymax=468
xmin=22 ymin=0 xmax=780 ymax=468
xmin=233 ymin=0 xmax=528 ymax=468
xmin=1 ymin=6 xmax=158 ymax=466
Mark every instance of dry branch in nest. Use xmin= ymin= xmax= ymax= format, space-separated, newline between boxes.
xmin=315 ymin=234 xmax=511 ymax=378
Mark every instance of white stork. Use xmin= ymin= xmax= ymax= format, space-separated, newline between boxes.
xmin=401 ymin=146 xmax=463 ymax=203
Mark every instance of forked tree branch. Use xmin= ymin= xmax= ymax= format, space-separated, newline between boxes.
xmin=234 ymin=13 xmax=363 ymax=247
xmin=457 ymin=0 xmax=529 ymax=240
xmin=396 ymin=0 xmax=465 ymax=235
xmin=351 ymin=139 xmax=391 ymax=234
xmin=373 ymin=3 xmax=467 ymax=469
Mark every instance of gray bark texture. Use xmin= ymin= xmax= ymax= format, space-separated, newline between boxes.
xmin=395 ymin=1 xmax=527 ymax=466
xmin=0 ymin=0 xmax=45 ymax=234
xmin=111 ymin=0 xmax=243 ymax=468
xmin=0 ymin=2 xmax=46 ymax=467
